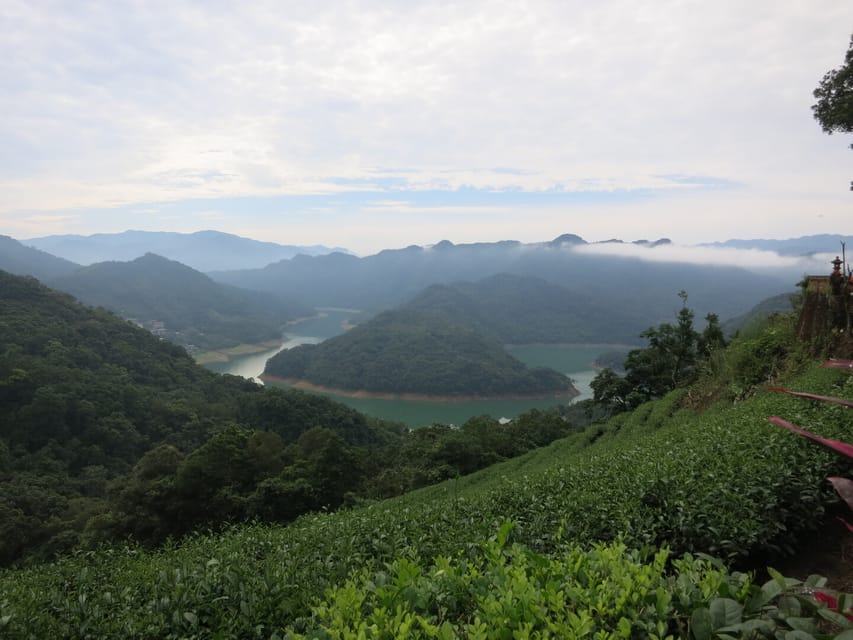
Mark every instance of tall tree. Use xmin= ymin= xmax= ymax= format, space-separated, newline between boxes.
xmin=812 ymin=34 xmax=853 ymax=134
xmin=592 ymin=291 xmax=702 ymax=412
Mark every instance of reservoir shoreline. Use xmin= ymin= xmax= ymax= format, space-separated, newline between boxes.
xmin=194 ymin=339 xmax=284 ymax=365
xmin=259 ymin=374 xmax=580 ymax=402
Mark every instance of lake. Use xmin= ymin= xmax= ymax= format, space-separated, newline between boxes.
xmin=203 ymin=309 xmax=351 ymax=379
xmin=204 ymin=309 xmax=626 ymax=427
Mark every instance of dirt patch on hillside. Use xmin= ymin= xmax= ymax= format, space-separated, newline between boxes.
xmin=771 ymin=519 xmax=853 ymax=593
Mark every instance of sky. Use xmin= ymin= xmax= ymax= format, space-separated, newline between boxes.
xmin=2 ymin=1 xmax=852 ymax=256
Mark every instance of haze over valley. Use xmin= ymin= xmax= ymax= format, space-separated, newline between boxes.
xmin=0 ymin=227 xmax=848 ymax=432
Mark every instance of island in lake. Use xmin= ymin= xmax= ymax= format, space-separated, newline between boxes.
xmin=262 ymin=307 xmax=578 ymax=400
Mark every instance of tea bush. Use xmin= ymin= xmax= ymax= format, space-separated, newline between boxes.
xmin=2 ymin=364 xmax=852 ymax=637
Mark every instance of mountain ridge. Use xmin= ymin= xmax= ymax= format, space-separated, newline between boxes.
xmin=47 ymin=252 xmax=311 ymax=352
xmin=24 ymin=229 xmax=350 ymax=272
xmin=210 ymin=233 xmax=797 ymax=323
xmin=0 ymin=234 xmax=81 ymax=280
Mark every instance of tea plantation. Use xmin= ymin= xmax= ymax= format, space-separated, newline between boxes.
xmin=2 ymin=360 xmax=852 ymax=638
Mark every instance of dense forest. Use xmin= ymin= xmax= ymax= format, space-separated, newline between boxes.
xmin=403 ymin=272 xmax=647 ymax=345
xmin=0 ymin=270 xmax=585 ymax=566
xmin=263 ymin=306 xmax=576 ymax=396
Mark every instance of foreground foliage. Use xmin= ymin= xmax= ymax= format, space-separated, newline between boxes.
xmin=3 ymin=525 xmax=851 ymax=639
xmin=2 ymin=359 xmax=852 ymax=636
xmin=812 ymin=33 xmax=853 ymax=134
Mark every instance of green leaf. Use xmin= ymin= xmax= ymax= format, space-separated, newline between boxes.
xmin=783 ymin=631 xmax=817 ymax=640
xmin=183 ymin=611 xmax=198 ymax=626
xmin=437 ymin=620 xmax=455 ymax=640
xmin=785 ymin=617 xmax=817 ymax=634
xmin=833 ymin=630 xmax=853 ymax=640
xmin=710 ymin=598 xmax=743 ymax=630
xmin=816 ymin=607 xmax=853 ymax=629
xmin=804 ymin=575 xmax=828 ymax=589
xmin=768 ymin=567 xmax=801 ymax=590
xmin=717 ymin=619 xmax=773 ymax=635
xmin=747 ymin=580 xmax=783 ymax=613
xmin=778 ymin=595 xmax=803 ymax=617
xmin=691 ymin=607 xmax=712 ymax=640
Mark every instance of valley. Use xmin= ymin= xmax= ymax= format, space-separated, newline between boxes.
xmin=204 ymin=309 xmax=625 ymax=426
xmin=1 ymin=231 xmax=852 ymax=638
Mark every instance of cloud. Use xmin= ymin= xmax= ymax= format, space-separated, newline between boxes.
xmin=572 ymin=241 xmax=827 ymax=274
xmin=1 ymin=1 xmax=853 ymax=251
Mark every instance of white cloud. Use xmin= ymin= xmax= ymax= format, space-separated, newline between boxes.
xmin=1 ymin=1 xmax=852 ymax=250
xmin=572 ymin=241 xmax=828 ymax=275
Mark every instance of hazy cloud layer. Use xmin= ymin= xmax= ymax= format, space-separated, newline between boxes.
xmin=572 ymin=241 xmax=829 ymax=275
xmin=2 ymin=1 xmax=852 ymax=253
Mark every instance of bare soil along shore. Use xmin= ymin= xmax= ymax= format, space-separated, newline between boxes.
xmin=194 ymin=340 xmax=283 ymax=365
xmin=259 ymin=374 xmax=580 ymax=402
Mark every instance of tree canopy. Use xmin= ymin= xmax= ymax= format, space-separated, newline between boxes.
xmin=591 ymin=292 xmax=726 ymax=413
xmin=812 ymin=34 xmax=853 ymax=134
xmin=264 ymin=307 xmax=576 ymax=397
xmin=0 ymin=270 xmax=586 ymax=565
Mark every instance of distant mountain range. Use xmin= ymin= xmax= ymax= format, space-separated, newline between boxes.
xmin=699 ymin=234 xmax=853 ymax=257
xmin=24 ymin=230 xmax=349 ymax=272
xmin=211 ymin=234 xmax=798 ymax=325
xmin=5 ymin=230 xmax=837 ymax=350
xmin=47 ymin=253 xmax=311 ymax=352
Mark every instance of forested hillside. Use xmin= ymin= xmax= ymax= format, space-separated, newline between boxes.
xmin=263 ymin=307 xmax=576 ymax=397
xmin=0 ymin=271 xmax=583 ymax=566
xmin=3 ymin=303 xmax=853 ymax=637
xmin=47 ymin=253 xmax=311 ymax=351
xmin=404 ymin=272 xmax=647 ymax=344
xmin=0 ymin=234 xmax=80 ymax=280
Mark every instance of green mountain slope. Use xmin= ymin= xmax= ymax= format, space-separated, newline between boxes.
xmin=264 ymin=307 xmax=577 ymax=397
xmin=722 ymin=292 xmax=797 ymax=336
xmin=0 ymin=271 xmax=588 ymax=567
xmin=0 ymin=270 xmax=398 ymax=563
xmin=3 ymin=321 xmax=851 ymax=636
xmin=0 ymin=234 xmax=80 ymax=280
xmin=405 ymin=272 xmax=647 ymax=344
xmin=48 ymin=253 xmax=311 ymax=351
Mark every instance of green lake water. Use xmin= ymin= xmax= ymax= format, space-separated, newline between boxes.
xmin=204 ymin=310 xmax=627 ymax=427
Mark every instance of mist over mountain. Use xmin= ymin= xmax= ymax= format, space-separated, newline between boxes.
xmin=698 ymin=234 xmax=853 ymax=257
xmin=0 ymin=235 xmax=80 ymax=280
xmin=721 ymin=292 xmax=798 ymax=336
xmin=48 ymin=253 xmax=311 ymax=352
xmin=404 ymin=273 xmax=647 ymax=345
xmin=24 ymin=230 xmax=349 ymax=272
xmin=211 ymin=234 xmax=798 ymax=325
